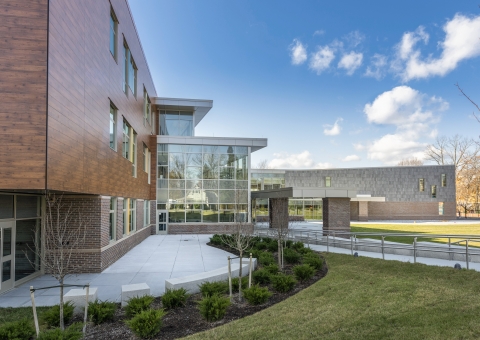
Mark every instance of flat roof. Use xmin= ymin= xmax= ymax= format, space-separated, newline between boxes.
xmin=152 ymin=97 xmax=213 ymax=127
xmin=157 ymin=136 xmax=268 ymax=152
xmin=251 ymin=187 xmax=357 ymax=199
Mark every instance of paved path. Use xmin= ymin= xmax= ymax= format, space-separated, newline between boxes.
xmin=0 ymin=234 xmax=234 ymax=308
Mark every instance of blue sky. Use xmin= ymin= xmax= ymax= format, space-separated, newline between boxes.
xmin=129 ymin=0 xmax=480 ymax=168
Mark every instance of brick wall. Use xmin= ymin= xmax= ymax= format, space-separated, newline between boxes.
xmin=368 ymin=201 xmax=456 ymax=220
xmin=350 ymin=202 xmax=359 ymax=220
xmin=256 ymin=215 xmax=305 ymax=223
xmin=322 ymin=198 xmax=351 ymax=236
xmin=168 ymin=224 xmax=254 ymax=234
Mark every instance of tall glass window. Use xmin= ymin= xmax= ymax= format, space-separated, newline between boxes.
xmin=109 ymin=9 xmax=117 ymax=58
xmin=159 ymin=111 xmax=194 ymax=136
xmin=431 ymin=185 xmax=437 ymax=198
xmin=441 ymin=174 xmax=446 ymax=187
xmin=325 ymin=176 xmax=331 ymax=187
xmin=123 ymin=198 xmax=135 ymax=235
xmin=123 ymin=121 xmax=136 ymax=177
xmin=419 ymin=178 xmax=425 ymax=192
xmin=109 ymin=198 xmax=116 ymax=241
xmin=109 ymin=104 xmax=117 ymax=150
xmin=144 ymin=200 xmax=150 ymax=226
xmin=144 ymin=89 xmax=151 ymax=126
xmin=157 ymin=144 xmax=250 ymax=223
xmin=123 ymin=41 xmax=137 ymax=96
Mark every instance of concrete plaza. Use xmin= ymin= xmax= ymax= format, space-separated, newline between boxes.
xmin=0 ymin=234 xmax=234 ymax=308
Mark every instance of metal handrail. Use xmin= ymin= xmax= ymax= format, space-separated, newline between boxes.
xmin=253 ymin=227 xmax=480 ymax=270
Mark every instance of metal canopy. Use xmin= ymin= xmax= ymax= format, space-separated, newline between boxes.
xmin=251 ymin=187 xmax=358 ymax=199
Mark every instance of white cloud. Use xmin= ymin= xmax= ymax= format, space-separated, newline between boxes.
xmin=315 ymin=162 xmax=334 ymax=169
xmin=338 ymin=52 xmax=363 ymax=75
xmin=344 ymin=30 xmax=365 ymax=47
xmin=309 ymin=46 xmax=335 ymax=74
xmin=342 ymin=154 xmax=361 ymax=162
xmin=353 ymin=143 xmax=365 ymax=151
xmin=393 ymin=14 xmax=480 ymax=81
xmin=363 ymin=86 xmax=448 ymax=164
xmin=289 ymin=39 xmax=308 ymax=65
xmin=323 ymin=118 xmax=343 ymax=136
xmin=268 ymin=151 xmax=315 ymax=169
xmin=313 ymin=30 xmax=325 ymax=36
xmin=364 ymin=54 xmax=388 ymax=80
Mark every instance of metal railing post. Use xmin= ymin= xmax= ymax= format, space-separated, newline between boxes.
xmin=466 ymin=239 xmax=470 ymax=270
xmin=381 ymin=236 xmax=385 ymax=260
xmin=333 ymin=232 xmax=336 ymax=247
xmin=350 ymin=236 xmax=353 ymax=256
xmin=448 ymin=237 xmax=452 ymax=261
xmin=413 ymin=237 xmax=417 ymax=263
xmin=326 ymin=232 xmax=329 ymax=253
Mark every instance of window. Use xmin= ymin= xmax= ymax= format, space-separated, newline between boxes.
xmin=144 ymin=200 xmax=150 ymax=226
xmin=439 ymin=202 xmax=444 ymax=215
xmin=109 ymin=104 xmax=117 ymax=150
xmin=109 ymin=8 xmax=117 ymax=59
xmin=109 ymin=197 xmax=116 ymax=241
xmin=325 ymin=176 xmax=331 ymax=187
xmin=123 ymin=120 xmax=137 ymax=177
xmin=431 ymin=185 xmax=437 ymax=198
xmin=122 ymin=41 xmax=137 ymax=96
xmin=143 ymin=143 xmax=151 ymax=184
xmin=159 ymin=111 xmax=194 ymax=136
xmin=419 ymin=178 xmax=424 ymax=192
xmin=123 ymin=198 xmax=136 ymax=235
xmin=441 ymin=174 xmax=446 ymax=187
xmin=144 ymin=89 xmax=151 ymax=126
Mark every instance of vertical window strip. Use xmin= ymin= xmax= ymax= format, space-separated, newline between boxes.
xmin=109 ymin=9 xmax=117 ymax=58
xmin=123 ymin=198 xmax=129 ymax=236
xmin=123 ymin=44 xmax=128 ymax=93
xmin=109 ymin=197 xmax=116 ymax=241
xmin=109 ymin=105 xmax=116 ymax=150
xmin=419 ymin=178 xmax=424 ymax=192
xmin=441 ymin=174 xmax=446 ymax=187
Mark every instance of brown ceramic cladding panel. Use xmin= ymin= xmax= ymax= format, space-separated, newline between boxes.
xmin=47 ymin=0 xmax=156 ymax=199
xmin=0 ymin=0 xmax=48 ymax=189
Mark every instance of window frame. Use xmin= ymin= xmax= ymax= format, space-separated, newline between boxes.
xmin=144 ymin=88 xmax=151 ymax=126
xmin=130 ymin=199 xmax=136 ymax=232
xmin=325 ymin=176 xmax=331 ymax=187
xmin=419 ymin=178 xmax=424 ymax=192
xmin=109 ymin=8 xmax=118 ymax=60
xmin=123 ymin=198 xmax=129 ymax=236
xmin=144 ymin=200 xmax=150 ymax=226
xmin=441 ymin=174 xmax=446 ymax=187
xmin=122 ymin=119 xmax=137 ymax=177
xmin=109 ymin=103 xmax=117 ymax=151
xmin=143 ymin=143 xmax=151 ymax=184
xmin=431 ymin=185 xmax=437 ymax=198
xmin=109 ymin=197 xmax=117 ymax=242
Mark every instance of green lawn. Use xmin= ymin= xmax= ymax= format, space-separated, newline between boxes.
xmin=350 ymin=223 xmax=480 ymax=247
xmin=184 ymin=253 xmax=480 ymax=340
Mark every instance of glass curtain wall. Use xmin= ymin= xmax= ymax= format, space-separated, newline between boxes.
xmin=251 ymin=172 xmax=285 ymax=191
xmin=253 ymin=198 xmax=322 ymax=221
xmin=159 ymin=111 xmax=194 ymax=136
xmin=157 ymin=144 xmax=249 ymax=223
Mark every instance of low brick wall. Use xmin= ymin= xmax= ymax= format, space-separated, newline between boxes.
xmin=368 ymin=201 xmax=456 ymax=220
xmin=168 ymin=223 xmax=254 ymax=234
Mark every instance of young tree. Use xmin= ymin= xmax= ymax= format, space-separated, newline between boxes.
xmin=255 ymin=159 xmax=269 ymax=169
xmin=267 ymin=198 xmax=289 ymax=269
xmin=30 ymin=193 xmax=87 ymax=330
xmin=220 ymin=189 xmax=253 ymax=302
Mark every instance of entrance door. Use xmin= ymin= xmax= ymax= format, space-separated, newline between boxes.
xmin=157 ymin=210 xmax=168 ymax=234
xmin=0 ymin=221 xmax=15 ymax=293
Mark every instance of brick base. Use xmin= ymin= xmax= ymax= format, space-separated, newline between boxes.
xmin=168 ymin=223 xmax=254 ymax=234
xmin=256 ymin=215 xmax=305 ymax=223
xmin=323 ymin=197 xmax=351 ymax=237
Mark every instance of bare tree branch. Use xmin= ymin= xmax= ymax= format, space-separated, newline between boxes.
xmin=397 ymin=157 xmax=424 ymax=166
xmin=456 ymin=82 xmax=480 ymax=124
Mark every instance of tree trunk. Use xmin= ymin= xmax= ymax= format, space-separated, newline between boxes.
xmin=238 ymin=251 xmax=243 ymax=302
xmin=277 ymin=238 xmax=282 ymax=269
xmin=60 ymin=277 xmax=65 ymax=330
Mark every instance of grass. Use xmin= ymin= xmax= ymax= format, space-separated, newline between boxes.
xmin=350 ymin=223 xmax=480 ymax=247
xmin=0 ymin=306 xmax=50 ymax=328
xmin=184 ymin=252 xmax=480 ymax=340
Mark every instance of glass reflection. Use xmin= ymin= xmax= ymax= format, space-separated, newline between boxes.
xmin=160 ymin=111 xmax=193 ymax=136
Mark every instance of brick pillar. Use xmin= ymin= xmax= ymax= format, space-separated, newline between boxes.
xmin=322 ymin=197 xmax=351 ymax=237
xmin=269 ymin=197 xmax=289 ymax=229
xmin=359 ymin=201 xmax=368 ymax=221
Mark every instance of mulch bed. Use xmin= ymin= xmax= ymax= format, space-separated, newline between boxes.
xmin=79 ymin=243 xmax=328 ymax=340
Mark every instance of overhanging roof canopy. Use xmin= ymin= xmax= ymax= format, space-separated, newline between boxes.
xmin=251 ymin=187 xmax=358 ymax=199
xmin=152 ymin=97 xmax=213 ymax=127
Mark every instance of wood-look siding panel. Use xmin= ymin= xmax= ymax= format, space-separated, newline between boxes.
xmin=0 ymin=0 xmax=48 ymax=190
xmin=47 ymin=0 xmax=157 ymax=199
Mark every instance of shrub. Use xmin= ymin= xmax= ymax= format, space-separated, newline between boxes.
xmin=198 ymin=294 xmax=231 ymax=322
xmin=243 ymin=285 xmax=272 ymax=305
xmin=42 ymin=301 xmax=74 ymax=328
xmin=88 ymin=299 xmax=117 ymax=325
xmin=299 ymin=247 xmax=314 ymax=255
xmin=271 ymin=273 xmax=297 ymax=293
xmin=246 ymin=248 xmax=261 ymax=260
xmin=210 ymin=234 xmax=222 ymax=245
xmin=267 ymin=241 xmax=278 ymax=252
xmin=252 ymin=269 xmax=272 ymax=284
xmin=125 ymin=295 xmax=155 ymax=318
xmin=283 ymin=248 xmax=301 ymax=264
xmin=231 ymin=276 xmax=249 ymax=293
xmin=37 ymin=322 xmax=83 ymax=340
xmin=292 ymin=241 xmax=304 ymax=251
xmin=264 ymin=264 xmax=279 ymax=275
xmin=255 ymin=242 xmax=267 ymax=251
xmin=259 ymin=252 xmax=275 ymax=266
xmin=285 ymin=240 xmax=293 ymax=248
xmin=293 ymin=264 xmax=315 ymax=282
xmin=303 ymin=253 xmax=323 ymax=270
xmin=125 ymin=308 xmax=166 ymax=339
xmin=0 ymin=319 xmax=35 ymax=340
xmin=162 ymin=288 xmax=189 ymax=309
xmin=199 ymin=281 xmax=229 ymax=297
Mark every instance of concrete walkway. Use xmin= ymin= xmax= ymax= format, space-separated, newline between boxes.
xmin=0 ymin=234 xmax=234 ymax=308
